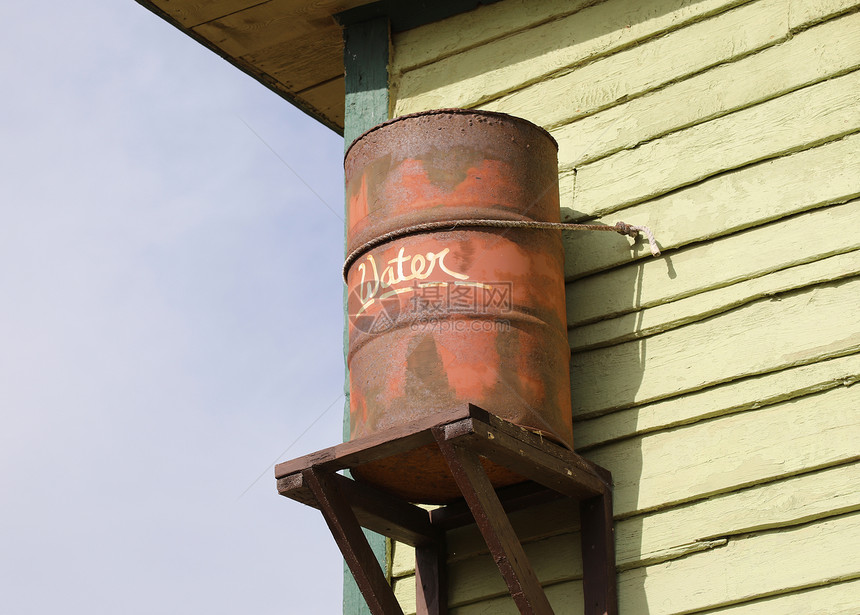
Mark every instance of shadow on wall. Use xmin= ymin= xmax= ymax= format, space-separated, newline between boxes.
xmin=565 ymin=224 xmax=674 ymax=613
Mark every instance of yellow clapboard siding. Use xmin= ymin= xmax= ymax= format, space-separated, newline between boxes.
xmin=569 ymin=249 xmax=860 ymax=351
xmin=613 ymin=461 xmax=860 ymax=570
xmin=566 ymin=201 xmax=860 ymax=327
xmin=551 ymin=10 xmax=860 ymax=168
xmin=441 ymin=532 xmax=589 ymax=607
xmin=407 ymin=464 xmax=860 ymax=602
xmin=617 ymin=512 xmax=860 ymax=615
xmin=390 ymin=0 xmax=599 ymax=73
xmin=393 ymin=498 xmax=580 ymax=578
xmin=392 ymin=500 xmax=579 ymax=579
xmin=789 ymin=0 xmax=860 ymax=30
xmin=481 ymin=0 xmax=788 ymax=131
xmin=393 ymin=575 xmax=588 ymax=615
xmin=390 ymin=496 xmax=580 ymax=578
xmin=390 ymin=0 xmax=858 ymax=116
xmin=446 ymin=578 xmax=860 ymax=615
xmin=575 ymin=352 xmax=860 ymax=449
xmin=571 ymin=69 xmax=860 ymax=217
xmin=386 ymin=1 xmax=860 ymax=613
xmin=392 ymin=461 xmax=860 ymax=580
xmin=561 ymin=133 xmax=860 ymax=279
xmin=391 ymin=542 xmax=412 ymax=579
xmin=443 ymin=577 xmax=860 ymax=615
xmin=442 ymin=580 xmax=586 ymax=615
xmin=396 ymin=511 xmax=860 ymax=614
xmin=587 ymin=384 xmax=860 ymax=516
xmin=571 ymin=277 xmax=860 ymax=417
xmin=692 ymin=578 xmax=860 ymax=615
xmin=393 ymin=535 xmax=586 ymax=610
xmin=392 ymin=0 xmax=752 ymax=115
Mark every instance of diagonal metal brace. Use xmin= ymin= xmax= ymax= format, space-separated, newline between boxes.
xmin=303 ymin=467 xmax=405 ymax=615
xmin=433 ymin=426 xmax=555 ymax=615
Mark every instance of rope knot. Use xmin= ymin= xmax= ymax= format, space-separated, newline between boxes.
xmin=614 ymin=221 xmax=639 ymax=238
xmin=614 ymin=221 xmax=661 ymax=257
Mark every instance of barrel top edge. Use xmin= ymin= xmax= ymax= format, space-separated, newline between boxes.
xmin=344 ymin=108 xmax=558 ymax=163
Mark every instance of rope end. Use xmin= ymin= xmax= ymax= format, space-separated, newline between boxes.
xmin=615 ymin=221 xmax=661 ymax=257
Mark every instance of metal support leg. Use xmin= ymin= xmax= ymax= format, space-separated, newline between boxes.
xmin=415 ymin=538 xmax=447 ymax=615
xmin=434 ymin=427 xmax=554 ymax=615
xmin=580 ymin=490 xmax=618 ymax=615
xmin=303 ymin=468 xmax=405 ymax=615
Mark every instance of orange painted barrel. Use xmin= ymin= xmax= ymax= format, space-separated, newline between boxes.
xmin=344 ymin=109 xmax=572 ymax=503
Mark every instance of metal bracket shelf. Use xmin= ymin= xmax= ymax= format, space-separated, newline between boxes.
xmin=275 ymin=404 xmax=618 ymax=615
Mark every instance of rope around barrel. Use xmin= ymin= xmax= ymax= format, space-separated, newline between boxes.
xmin=342 ymin=219 xmax=660 ymax=282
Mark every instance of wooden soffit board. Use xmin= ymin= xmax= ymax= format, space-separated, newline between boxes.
xmin=135 ymin=0 xmax=372 ymax=133
xmin=135 ymin=1 xmax=500 ymax=134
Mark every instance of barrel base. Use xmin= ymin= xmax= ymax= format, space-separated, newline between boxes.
xmin=352 ymin=442 xmax=526 ymax=504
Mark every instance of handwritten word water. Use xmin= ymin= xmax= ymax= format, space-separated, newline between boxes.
xmin=355 ymin=247 xmax=469 ymax=312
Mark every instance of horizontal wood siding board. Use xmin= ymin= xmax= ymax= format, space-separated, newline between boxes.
xmin=442 ymin=472 xmax=860 ymax=599
xmin=566 ymin=201 xmax=860 ymax=327
xmin=788 ymin=0 xmax=860 ymax=30
xmin=481 ymin=0 xmax=789 ymax=131
xmin=550 ymin=9 xmax=860 ymax=168
xmin=574 ymin=352 xmax=860 ymax=450
xmin=569 ymin=249 xmax=860 ymax=351
xmin=571 ymin=69 xmax=860 ymax=217
xmin=441 ymin=576 xmax=860 ymax=615
xmin=391 ymin=0 xmax=860 ymax=84
xmin=393 ymin=461 xmax=860 ymax=580
xmin=444 ymin=532 xmax=586 ymax=607
xmin=613 ymin=462 xmax=860 ymax=568
xmin=392 ymin=0 xmax=753 ymax=115
xmin=394 ymin=512 xmax=860 ymax=613
xmin=391 ymin=0 xmax=601 ymax=72
xmin=392 ymin=498 xmax=581 ymax=578
xmin=561 ymin=132 xmax=860 ymax=279
xmin=616 ymin=512 xmax=860 ymax=615
xmin=691 ymin=577 xmax=860 ymax=615
xmin=588 ymin=384 xmax=860 ymax=516
xmin=571 ymin=277 xmax=860 ymax=417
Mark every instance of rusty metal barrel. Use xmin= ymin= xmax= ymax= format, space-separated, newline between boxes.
xmin=344 ymin=109 xmax=572 ymax=503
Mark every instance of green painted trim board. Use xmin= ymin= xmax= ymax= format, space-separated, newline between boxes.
xmin=342 ymin=16 xmax=390 ymax=615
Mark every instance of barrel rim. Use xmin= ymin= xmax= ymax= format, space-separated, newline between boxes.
xmin=344 ymin=108 xmax=559 ymax=163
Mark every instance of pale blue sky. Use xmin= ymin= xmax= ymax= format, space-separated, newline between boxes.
xmin=1 ymin=2 xmax=349 ymax=612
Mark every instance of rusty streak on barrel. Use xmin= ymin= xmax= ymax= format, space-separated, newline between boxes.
xmin=345 ymin=109 xmax=572 ymax=503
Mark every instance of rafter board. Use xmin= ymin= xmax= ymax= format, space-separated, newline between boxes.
xmin=134 ymin=0 xmax=503 ymax=133
xmin=135 ymin=0 xmax=370 ymax=134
